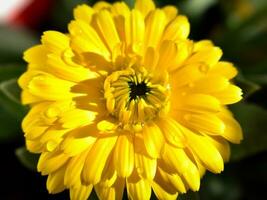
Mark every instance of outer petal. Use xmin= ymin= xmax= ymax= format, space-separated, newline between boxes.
xmin=135 ymin=0 xmax=155 ymax=17
xmin=70 ymin=184 xmax=93 ymax=200
xmin=184 ymin=127 xmax=224 ymax=173
xmin=161 ymin=144 xmax=200 ymax=191
xmin=46 ymin=165 xmax=66 ymax=194
xmin=162 ymin=15 xmax=190 ymax=41
xmin=127 ymin=170 xmax=151 ymax=200
xmin=113 ymin=133 xmax=134 ymax=177
xmin=95 ymin=178 xmax=124 ymax=200
xmin=142 ymin=122 xmax=165 ymax=158
xmin=82 ymin=136 xmax=117 ymax=185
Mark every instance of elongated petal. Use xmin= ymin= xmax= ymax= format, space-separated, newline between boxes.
xmin=82 ymin=136 xmax=117 ymax=185
xmin=142 ymin=122 xmax=164 ymax=158
xmin=158 ymin=117 xmax=186 ymax=148
xmin=70 ymin=184 xmax=93 ymax=200
xmin=113 ymin=134 xmax=134 ymax=177
xmin=135 ymin=0 xmax=155 ymax=17
xmin=162 ymin=144 xmax=200 ymax=191
xmin=47 ymin=165 xmax=66 ymax=194
xmin=95 ymin=178 xmax=124 ymax=200
xmin=127 ymin=171 xmax=151 ymax=200
xmin=184 ymin=127 xmax=224 ymax=173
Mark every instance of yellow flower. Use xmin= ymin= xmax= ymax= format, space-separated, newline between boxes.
xmin=18 ymin=0 xmax=243 ymax=199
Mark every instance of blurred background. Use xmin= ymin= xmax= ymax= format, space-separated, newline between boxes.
xmin=0 ymin=0 xmax=267 ymax=199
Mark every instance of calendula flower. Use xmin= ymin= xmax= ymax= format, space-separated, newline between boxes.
xmin=18 ymin=0 xmax=243 ymax=199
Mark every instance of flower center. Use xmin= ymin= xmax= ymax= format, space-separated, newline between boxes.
xmin=104 ymin=67 xmax=170 ymax=131
xmin=128 ymin=81 xmax=150 ymax=101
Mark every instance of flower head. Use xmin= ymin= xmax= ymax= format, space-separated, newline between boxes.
xmin=19 ymin=0 xmax=243 ymax=199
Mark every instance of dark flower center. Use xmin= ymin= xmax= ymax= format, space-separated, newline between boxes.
xmin=128 ymin=81 xmax=150 ymax=100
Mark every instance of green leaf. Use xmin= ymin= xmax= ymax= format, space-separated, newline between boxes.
xmin=0 ymin=72 xmax=28 ymax=141
xmin=15 ymin=146 xmax=39 ymax=171
xmin=230 ymin=102 xmax=267 ymax=161
xmin=235 ymin=75 xmax=260 ymax=98
xmin=0 ymin=26 xmax=38 ymax=63
xmin=179 ymin=0 xmax=217 ymax=18
xmin=0 ymin=79 xmax=21 ymax=104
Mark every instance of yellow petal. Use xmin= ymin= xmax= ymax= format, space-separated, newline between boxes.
xmin=190 ymin=75 xmax=229 ymax=93
xmin=179 ymin=94 xmax=221 ymax=113
xmin=95 ymin=178 xmax=124 ymax=200
xmin=130 ymin=9 xmax=145 ymax=48
xmin=165 ymin=173 xmax=187 ymax=194
xmin=163 ymin=6 xmax=178 ymax=22
xmin=135 ymin=0 xmax=155 ymax=17
xmin=144 ymin=9 xmax=167 ymax=48
xmin=193 ymin=40 xmax=213 ymax=52
xmin=185 ymin=127 xmax=224 ymax=173
xmin=186 ymin=47 xmax=222 ymax=67
xmin=127 ymin=170 xmax=151 ymax=200
xmin=26 ymin=139 xmax=43 ymax=153
xmin=142 ymin=122 xmax=165 ymax=158
xmin=59 ymin=109 xmax=96 ymax=129
xmin=207 ymin=136 xmax=230 ymax=162
xmin=37 ymin=151 xmax=69 ymax=175
xmin=157 ymin=40 xmax=179 ymax=71
xmin=26 ymin=72 xmax=75 ymax=101
xmin=162 ymin=15 xmax=190 ymax=41
xmin=152 ymin=172 xmax=178 ymax=200
xmin=82 ymin=136 xmax=117 ymax=185
xmin=64 ymin=150 xmax=89 ymax=187
xmin=183 ymin=113 xmax=225 ymax=135
xmin=113 ymin=134 xmax=134 ymax=177
xmin=161 ymin=144 xmax=200 ymax=191
xmin=212 ymin=84 xmax=243 ymax=104
xmin=144 ymin=47 xmax=159 ymax=72
xmin=218 ymin=109 xmax=243 ymax=143
xmin=93 ymin=10 xmax=120 ymax=52
xmin=74 ymin=4 xmax=94 ymax=22
xmin=135 ymin=153 xmax=157 ymax=180
xmin=70 ymin=184 xmax=93 ymax=200
xmin=68 ymin=20 xmax=110 ymax=58
xmin=41 ymin=31 xmax=69 ymax=54
xmin=210 ymin=61 xmax=238 ymax=79
xmin=112 ymin=2 xmax=130 ymax=16
xmin=158 ymin=117 xmax=186 ymax=148
xmin=23 ymin=45 xmax=47 ymax=65
xmin=47 ymin=165 xmax=66 ymax=194
xmin=61 ymin=136 xmax=96 ymax=156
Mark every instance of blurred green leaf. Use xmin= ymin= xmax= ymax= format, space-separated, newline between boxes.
xmin=15 ymin=147 xmax=39 ymax=171
xmin=245 ymin=74 xmax=267 ymax=85
xmin=235 ymin=75 xmax=260 ymax=98
xmin=230 ymin=102 xmax=267 ymax=161
xmin=0 ymin=65 xmax=28 ymax=120
xmin=0 ymin=64 xmax=27 ymax=141
xmin=179 ymin=0 xmax=217 ymax=18
xmin=0 ymin=26 xmax=38 ymax=63
xmin=0 ymin=79 xmax=21 ymax=104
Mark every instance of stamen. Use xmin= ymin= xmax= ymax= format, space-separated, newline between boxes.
xmin=104 ymin=67 xmax=169 ymax=129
